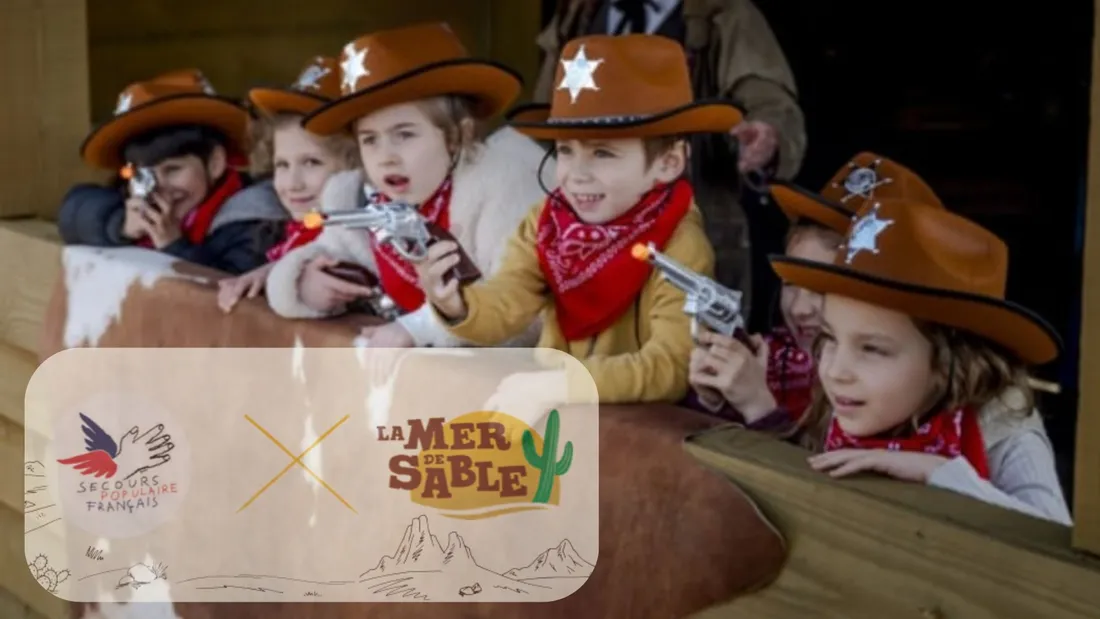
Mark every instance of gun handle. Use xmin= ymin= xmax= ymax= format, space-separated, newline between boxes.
xmin=321 ymin=262 xmax=383 ymax=316
xmin=732 ymin=327 xmax=759 ymax=355
xmin=426 ymin=222 xmax=481 ymax=285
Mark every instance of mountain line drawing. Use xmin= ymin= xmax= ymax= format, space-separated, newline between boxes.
xmin=144 ymin=513 xmax=595 ymax=602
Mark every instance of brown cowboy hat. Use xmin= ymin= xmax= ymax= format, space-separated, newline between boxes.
xmin=770 ymin=197 xmax=1061 ymax=365
xmin=248 ymin=56 xmax=342 ymax=117
xmin=770 ymin=153 xmax=945 ymax=233
xmin=81 ymin=69 xmax=250 ymax=170
xmin=506 ymin=34 xmax=743 ymax=141
xmin=301 ymin=22 xmax=523 ymax=135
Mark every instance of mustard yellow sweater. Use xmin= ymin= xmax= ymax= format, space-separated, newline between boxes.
xmin=437 ymin=200 xmax=716 ymax=404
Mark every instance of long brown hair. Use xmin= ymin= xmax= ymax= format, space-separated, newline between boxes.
xmin=790 ymin=318 xmax=1035 ymax=452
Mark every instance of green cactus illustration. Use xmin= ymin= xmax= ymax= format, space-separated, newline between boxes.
xmin=522 ymin=409 xmax=573 ymax=503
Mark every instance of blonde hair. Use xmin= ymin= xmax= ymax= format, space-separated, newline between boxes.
xmin=411 ymin=95 xmax=486 ymax=165
xmin=248 ymin=112 xmax=359 ymax=178
xmin=790 ymin=319 xmax=1035 ymax=452
xmin=785 ymin=219 xmax=845 ymax=251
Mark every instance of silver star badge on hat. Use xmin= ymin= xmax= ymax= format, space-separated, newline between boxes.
xmin=844 ymin=202 xmax=894 ymax=264
xmin=114 ymin=93 xmax=133 ymax=116
xmin=341 ymin=43 xmax=370 ymax=94
xmin=558 ymin=44 xmax=603 ymax=104
xmin=294 ymin=63 xmax=331 ymax=92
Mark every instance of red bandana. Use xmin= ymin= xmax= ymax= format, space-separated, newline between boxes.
xmin=366 ymin=177 xmax=454 ymax=312
xmin=764 ymin=326 xmax=815 ymax=421
xmin=824 ymin=406 xmax=991 ymax=479
xmin=536 ymin=178 xmax=693 ymax=341
xmin=266 ymin=219 xmax=323 ymax=262
xmin=136 ymin=168 xmax=245 ymax=248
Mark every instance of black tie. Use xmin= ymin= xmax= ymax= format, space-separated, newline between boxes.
xmin=613 ymin=0 xmax=653 ymax=35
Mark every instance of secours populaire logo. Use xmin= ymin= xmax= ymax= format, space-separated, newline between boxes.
xmin=50 ymin=392 xmax=191 ymax=539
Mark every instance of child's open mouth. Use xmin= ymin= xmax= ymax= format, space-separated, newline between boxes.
xmin=571 ymin=192 xmax=605 ymax=209
xmin=832 ymin=396 xmax=866 ymax=413
xmin=384 ymin=175 xmax=410 ymax=194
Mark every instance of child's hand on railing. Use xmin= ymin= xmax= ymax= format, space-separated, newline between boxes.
xmin=217 ymin=264 xmax=275 ymax=313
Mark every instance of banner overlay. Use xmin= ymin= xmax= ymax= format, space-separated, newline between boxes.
xmin=24 ymin=347 xmax=599 ymax=603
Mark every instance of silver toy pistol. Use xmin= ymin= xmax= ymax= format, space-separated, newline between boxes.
xmin=632 ymin=241 xmax=757 ymax=352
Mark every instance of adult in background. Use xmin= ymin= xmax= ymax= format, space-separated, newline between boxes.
xmin=533 ymin=0 xmax=806 ymax=331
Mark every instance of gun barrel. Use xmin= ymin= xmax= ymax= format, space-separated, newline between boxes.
xmin=631 ymin=242 xmax=703 ymax=293
xmin=302 ymin=209 xmax=387 ymax=231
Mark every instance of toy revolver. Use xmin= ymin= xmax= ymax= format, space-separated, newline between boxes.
xmin=302 ymin=201 xmax=481 ymax=286
xmin=121 ymin=164 xmax=157 ymax=200
xmin=632 ymin=242 xmax=757 ymax=352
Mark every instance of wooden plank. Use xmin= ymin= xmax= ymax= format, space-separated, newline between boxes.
xmin=86 ymin=0 xmax=493 ymax=123
xmin=0 ymin=416 xmax=25 ymax=515
xmin=0 ymin=342 xmax=39 ymax=429
xmin=683 ymin=428 xmax=1100 ymax=619
xmin=1 ymin=505 xmax=69 ymax=619
xmin=0 ymin=0 xmax=94 ymax=220
xmin=0 ymin=220 xmax=63 ymax=355
xmin=1074 ymin=0 xmax=1100 ymax=557
xmin=0 ymin=584 xmax=54 ymax=619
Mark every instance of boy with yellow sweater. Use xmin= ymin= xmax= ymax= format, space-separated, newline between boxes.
xmin=415 ymin=34 xmax=743 ymax=403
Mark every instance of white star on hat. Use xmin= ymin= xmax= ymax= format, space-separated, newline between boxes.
xmin=294 ymin=64 xmax=331 ymax=91
xmin=341 ymin=43 xmax=370 ymax=94
xmin=557 ymin=44 xmax=603 ymax=104
xmin=844 ymin=203 xmax=894 ymax=264
xmin=114 ymin=93 xmax=133 ymax=116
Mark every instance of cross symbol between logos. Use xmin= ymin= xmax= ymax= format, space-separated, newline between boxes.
xmin=238 ymin=414 xmax=356 ymax=514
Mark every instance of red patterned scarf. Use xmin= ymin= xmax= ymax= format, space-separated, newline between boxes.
xmin=824 ymin=406 xmax=990 ymax=479
xmin=764 ymin=326 xmax=815 ymax=421
xmin=136 ymin=168 xmax=245 ymax=248
xmin=266 ymin=219 xmax=322 ymax=262
xmin=536 ymin=178 xmax=693 ymax=341
xmin=366 ymin=177 xmax=454 ymax=312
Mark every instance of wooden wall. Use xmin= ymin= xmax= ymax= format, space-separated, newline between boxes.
xmin=0 ymin=1 xmax=543 ymax=617
xmin=1074 ymin=0 xmax=1100 ymax=557
xmin=0 ymin=220 xmax=65 ymax=619
xmin=0 ymin=0 xmax=96 ymax=220
xmin=85 ymin=0 xmax=543 ymax=125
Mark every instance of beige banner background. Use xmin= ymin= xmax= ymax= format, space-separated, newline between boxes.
xmin=24 ymin=347 xmax=600 ymax=604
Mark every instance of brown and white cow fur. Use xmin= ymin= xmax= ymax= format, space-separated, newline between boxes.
xmin=41 ymin=246 xmax=787 ymax=619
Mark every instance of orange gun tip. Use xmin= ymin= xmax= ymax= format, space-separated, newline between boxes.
xmin=302 ymin=211 xmax=325 ymax=230
xmin=631 ymin=243 xmax=651 ymax=261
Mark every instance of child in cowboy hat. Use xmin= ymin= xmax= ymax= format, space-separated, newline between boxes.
xmin=416 ymin=34 xmax=741 ymax=404
xmin=57 ymin=69 xmax=286 ymax=274
xmin=265 ymin=22 xmax=552 ymax=349
xmin=754 ymin=196 xmax=1070 ymax=525
xmin=688 ymin=154 xmax=946 ymax=424
xmin=217 ymin=56 xmax=360 ymax=313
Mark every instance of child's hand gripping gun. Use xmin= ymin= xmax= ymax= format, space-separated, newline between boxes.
xmin=302 ymin=201 xmax=481 ymax=286
xmin=632 ymin=242 xmax=758 ymax=353
xmin=121 ymin=164 xmax=158 ymax=200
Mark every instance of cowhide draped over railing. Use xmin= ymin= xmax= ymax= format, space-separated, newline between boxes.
xmin=37 ymin=246 xmax=786 ymax=619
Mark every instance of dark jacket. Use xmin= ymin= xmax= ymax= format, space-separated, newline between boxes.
xmin=57 ymin=178 xmax=287 ymax=275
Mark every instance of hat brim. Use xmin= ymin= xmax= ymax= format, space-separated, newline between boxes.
xmin=81 ymin=94 xmax=250 ymax=170
xmin=301 ymin=59 xmax=523 ymax=135
xmin=248 ymin=88 xmax=329 ymax=117
xmin=769 ymin=255 xmax=1062 ymax=366
xmin=769 ymin=181 xmax=854 ymax=233
xmin=505 ymin=99 xmax=744 ymax=140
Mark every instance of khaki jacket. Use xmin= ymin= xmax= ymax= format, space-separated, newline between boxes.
xmin=439 ymin=201 xmax=716 ymax=405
